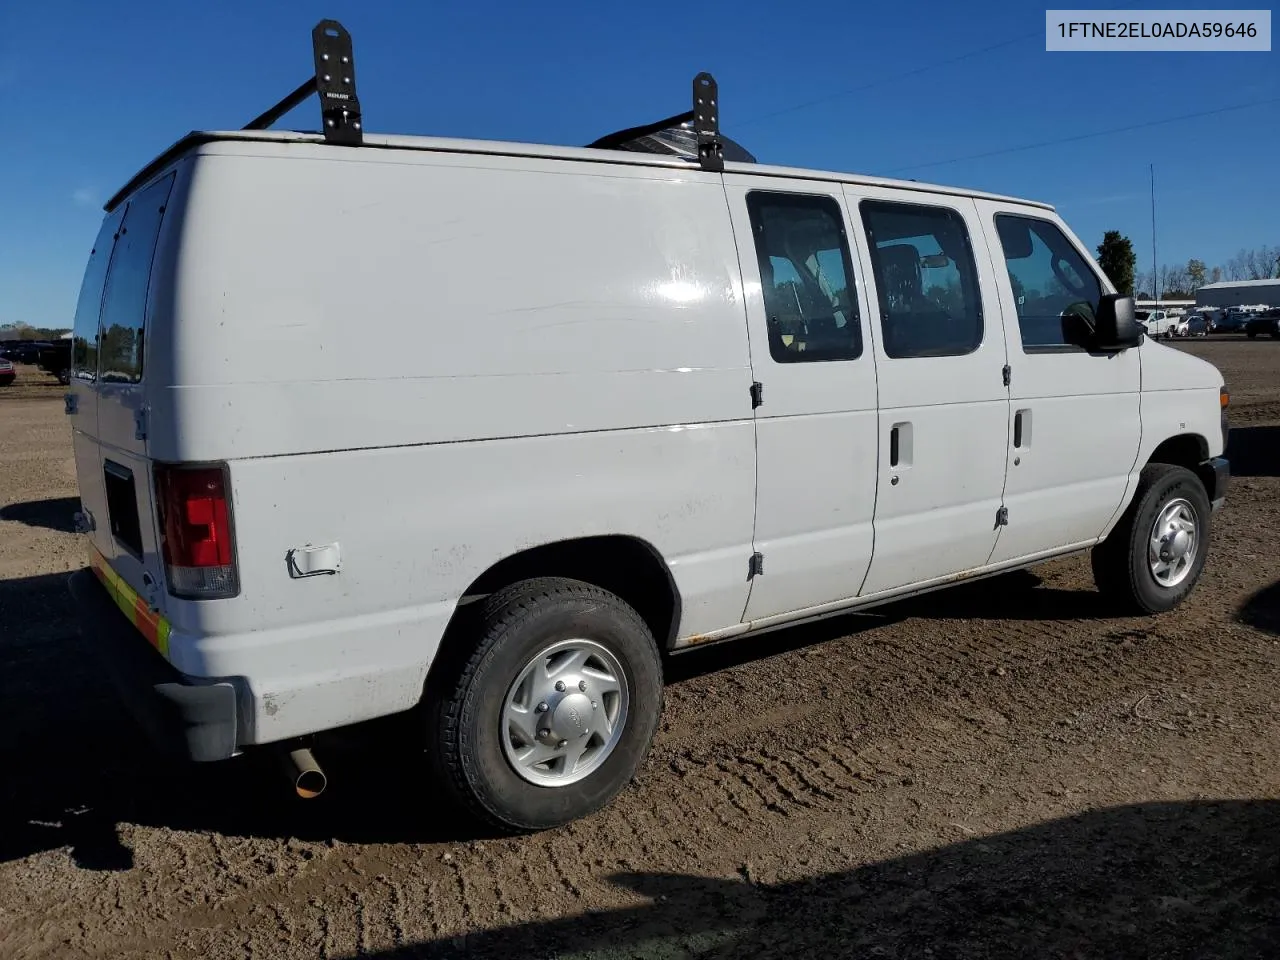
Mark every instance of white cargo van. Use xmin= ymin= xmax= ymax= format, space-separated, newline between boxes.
xmin=67 ymin=21 xmax=1230 ymax=831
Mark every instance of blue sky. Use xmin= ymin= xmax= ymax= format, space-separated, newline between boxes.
xmin=1 ymin=1 xmax=1276 ymax=328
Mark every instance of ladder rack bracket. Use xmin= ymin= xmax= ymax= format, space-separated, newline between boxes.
xmin=242 ymin=18 xmax=362 ymax=145
xmin=312 ymin=20 xmax=363 ymax=145
xmin=693 ymin=72 xmax=723 ymax=172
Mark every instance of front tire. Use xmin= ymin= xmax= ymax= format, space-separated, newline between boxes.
xmin=428 ymin=577 xmax=663 ymax=832
xmin=1091 ymin=464 xmax=1211 ymax=614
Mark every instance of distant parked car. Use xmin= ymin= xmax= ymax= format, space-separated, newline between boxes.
xmin=1211 ymin=312 xmax=1245 ymax=333
xmin=1176 ymin=315 xmax=1208 ymax=337
xmin=1245 ymin=310 xmax=1280 ymax=339
xmin=0 ymin=357 xmax=15 ymax=386
xmin=36 ymin=340 xmax=72 ymax=383
xmin=1 ymin=342 xmax=39 ymax=363
xmin=1136 ymin=309 xmax=1178 ymax=338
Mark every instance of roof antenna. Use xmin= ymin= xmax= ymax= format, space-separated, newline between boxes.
xmin=242 ymin=19 xmax=363 ymax=146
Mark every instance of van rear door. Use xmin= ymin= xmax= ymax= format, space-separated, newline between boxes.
xmin=81 ymin=172 xmax=177 ymax=610
xmin=69 ymin=208 xmax=125 ymax=567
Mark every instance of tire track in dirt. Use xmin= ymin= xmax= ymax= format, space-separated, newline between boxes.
xmin=31 ymin=563 xmax=1276 ymax=960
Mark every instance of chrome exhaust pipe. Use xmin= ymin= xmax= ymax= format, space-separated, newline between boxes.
xmin=281 ymin=745 xmax=327 ymax=799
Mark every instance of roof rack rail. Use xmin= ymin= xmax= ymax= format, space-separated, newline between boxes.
xmin=587 ymin=72 xmax=728 ymax=172
xmin=243 ymin=19 xmax=363 ymax=146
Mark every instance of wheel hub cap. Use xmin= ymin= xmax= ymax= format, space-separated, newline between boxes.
xmin=1148 ymin=498 xmax=1198 ymax=588
xmin=545 ymin=692 xmax=593 ymax=742
xmin=501 ymin=639 xmax=628 ymax=787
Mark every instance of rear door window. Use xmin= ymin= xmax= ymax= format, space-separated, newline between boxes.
xmin=71 ymin=209 xmax=125 ymax=382
xmin=98 ymin=173 xmax=175 ymax=384
xmin=745 ymin=191 xmax=863 ymax=363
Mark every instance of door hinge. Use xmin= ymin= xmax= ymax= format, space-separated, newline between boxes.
xmin=748 ymin=552 xmax=764 ymax=578
xmin=73 ymin=509 xmax=95 ymax=534
xmin=995 ymin=506 xmax=1009 ymax=527
xmin=1001 ymin=364 xmax=1011 ymax=387
xmin=750 ymin=381 xmax=764 ymax=408
xmin=134 ymin=408 xmax=148 ymax=442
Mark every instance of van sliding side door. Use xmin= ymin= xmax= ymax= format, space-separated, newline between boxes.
xmin=723 ymin=176 xmax=880 ymax=623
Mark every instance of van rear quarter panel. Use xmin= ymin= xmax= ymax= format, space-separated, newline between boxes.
xmin=154 ymin=144 xmax=757 ymax=741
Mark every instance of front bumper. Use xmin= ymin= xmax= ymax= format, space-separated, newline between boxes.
xmin=68 ymin=568 xmax=239 ymax=762
xmin=1202 ymin=456 xmax=1230 ymax=514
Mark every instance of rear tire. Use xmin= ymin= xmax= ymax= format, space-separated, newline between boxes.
xmin=428 ymin=577 xmax=663 ymax=832
xmin=1091 ymin=464 xmax=1211 ymax=614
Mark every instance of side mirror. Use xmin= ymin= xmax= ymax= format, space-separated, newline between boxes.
xmin=1093 ymin=294 xmax=1143 ymax=351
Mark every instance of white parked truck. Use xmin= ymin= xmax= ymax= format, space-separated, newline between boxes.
xmin=67 ymin=21 xmax=1231 ymax=831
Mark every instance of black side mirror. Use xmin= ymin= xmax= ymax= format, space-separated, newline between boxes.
xmin=1093 ymin=294 xmax=1143 ymax=351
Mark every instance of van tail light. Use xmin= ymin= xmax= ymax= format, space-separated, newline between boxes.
xmin=154 ymin=463 xmax=239 ymax=599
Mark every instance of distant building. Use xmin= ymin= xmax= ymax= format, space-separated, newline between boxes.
xmin=1195 ymin=279 xmax=1280 ymax=309
xmin=1135 ymin=299 xmax=1195 ymax=312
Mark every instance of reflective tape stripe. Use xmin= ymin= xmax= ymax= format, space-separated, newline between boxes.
xmin=88 ymin=547 xmax=173 ymax=660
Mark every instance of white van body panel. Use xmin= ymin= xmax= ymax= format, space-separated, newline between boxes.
xmin=69 ymin=131 xmax=1228 ymax=748
xmin=842 ymin=187 xmax=1012 ymax=593
xmin=87 ymin=141 xmax=759 ymax=742
xmin=721 ymin=176 xmax=880 ymax=621
xmin=1134 ymin=338 xmax=1226 ymax=464
xmin=177 ymin=421 xmax=755 ymax=742
xmin=972 ymin=200 xmax=1143 ymax=563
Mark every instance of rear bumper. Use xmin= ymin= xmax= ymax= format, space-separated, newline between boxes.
xmin=1203 ymin=456 xmax=1230 ymax=514
xmin=68 ymin=568 xmax=239 ymax=762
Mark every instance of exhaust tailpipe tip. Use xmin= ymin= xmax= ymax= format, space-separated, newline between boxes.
xmin=282 ymin=746 xmax=327 ymax=799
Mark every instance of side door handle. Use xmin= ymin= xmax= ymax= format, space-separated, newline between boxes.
xmin=1013 ymin=409 xmax=1031 ymax=449
xmin=888 ymin=422 xmax=912 ymax=484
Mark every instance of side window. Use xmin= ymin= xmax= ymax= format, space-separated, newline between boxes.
xmin=994 ymin=214 xmax=1104 ymax=351
xmin=70 ymin=210 xmax=125 ymax=382
xmin=745 ymin=191 xmax=862 ymax=363
xmin=98 ymin=173 xmax=175 ymax=384
xmin=860 ymin=200 xmax=983 ymax=359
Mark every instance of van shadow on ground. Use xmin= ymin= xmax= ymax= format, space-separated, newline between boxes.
xmin=1239 ymin=579 xmax=1280 ymax=637
xmin=1226 ymin=424 xmax=1280 ymax=478
xmin=0 ymin=496 xmax=80 ymax=533
xmin=360 ymin=800 xmax=1280 ymax=958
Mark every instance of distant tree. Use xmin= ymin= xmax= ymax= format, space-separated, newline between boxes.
xmin=1096 ymin=231 xmax=1136 ymax=296
xmin=1244 ymin=244 xmax=1280 ymax=280
xmin=0 ymin=323 xmax=71 ymax=340
xmin=1210 ymin=265 xmax=1223 ymax=284
xmin=1160 ymin=263 xmax=1192 ymax=299
xmin=1187 ymin=259 xmax=1206 ymax=291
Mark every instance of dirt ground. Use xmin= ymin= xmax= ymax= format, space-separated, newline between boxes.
xmin=1 ymin=341 xmax=1278 ymax=960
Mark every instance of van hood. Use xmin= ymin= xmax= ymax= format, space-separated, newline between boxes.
xmin=1141 ymin=338 xmax=1224 ymax=392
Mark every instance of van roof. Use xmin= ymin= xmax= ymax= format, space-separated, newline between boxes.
xmin=106 ymin=128 xmax=1056 ymax=214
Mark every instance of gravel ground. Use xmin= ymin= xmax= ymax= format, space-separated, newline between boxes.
xmin=1 ymin=340 xmax=1278 ymax=960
